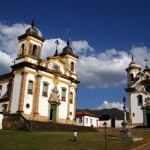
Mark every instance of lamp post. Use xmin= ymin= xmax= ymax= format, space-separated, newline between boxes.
xmin=103 ymin=121 xmax=107 ymax=150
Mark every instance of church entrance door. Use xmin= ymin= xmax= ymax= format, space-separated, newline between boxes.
xmin=50 ymin=104 xmax=57 ymax=122
xmin=146 ymin=108 xmax=150 ymax=127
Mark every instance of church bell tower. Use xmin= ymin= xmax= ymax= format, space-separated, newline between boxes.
xmin=15 ymin=20 xmax=44 ymax=65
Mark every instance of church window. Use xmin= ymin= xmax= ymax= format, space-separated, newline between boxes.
xmin=28 ymin=80 xmax=33 ymax=94
xmin=2 ymin=104 xmax=7 ymax=113
xmin=137 ymin=95 xmax=143 ymax=106
xmin=61 ymin=88 xmax=66 ymax=101
xmin=90 ymin=119 xmax=93 ymax=124
xmin=7 ymin=82 xmax=12 ymax=97
xmin=19 ymin=44 xmax=25 ymax=56
xmin=146 ymin=75 xmax=149 ymax=79
xmin=0 ymin=85 xmax=2 ymax=97
xmin=42 ymin=82 xmax=49 ymax=97
xmin=79 ymin=117 xmax=82 ymax=123
xmin=32 ymin=45 xmax=38 ymax=56
xmin=71 ymin=61 xmax=74 ymax=72
xmin=26 ymin=103 xmax=30 ymax=108
xmin=132 ymin=112 xmax=135 ymax=117
xmin=130 ymin=74 xmax=134 ymax=82
xmin=86 ymin=118 xmax=88 ymax=124
xmin=70 ymin=92 xmax=73 ymax=104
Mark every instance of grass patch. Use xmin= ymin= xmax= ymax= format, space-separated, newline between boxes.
xmin=0 ymin=130 xmax=149 ymax=150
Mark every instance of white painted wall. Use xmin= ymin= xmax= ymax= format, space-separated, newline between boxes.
xmin=11 ymin=74 xmax=22 ymax=113
xmin=99 ymin=120 xmax=122 ymax=128
xmin=131 ymin=94 xmax=144 ymax=124
xmin=0 ymin=114 xmax=3 ymax=129
xmin=76 ymin=115 xmax=99 ymax=128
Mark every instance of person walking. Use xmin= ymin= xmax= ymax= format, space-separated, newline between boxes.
xmin=73 ymin=130 xmax=77 ymax=142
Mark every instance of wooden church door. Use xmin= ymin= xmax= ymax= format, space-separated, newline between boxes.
xmin=50 ymin=104 xmax=57 ymax=122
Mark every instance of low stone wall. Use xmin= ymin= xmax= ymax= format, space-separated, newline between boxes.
xmin=2 ymin=114 xmax=30 ymax=130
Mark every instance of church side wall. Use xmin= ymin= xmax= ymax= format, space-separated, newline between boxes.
xmin=68 ymin=85 xmax=76 ymax=121
xmin=11 ymin=74 xmax=22 ymax=113
xmin=57 ymin=82 xmax=68 ymax=120
xmin=38 ymin=76 xmax=54 ymax=117
xmin=23 ymin=73 xmax=35 ymax=115
xmin=131 ymin=94 xmax=144 ymax=124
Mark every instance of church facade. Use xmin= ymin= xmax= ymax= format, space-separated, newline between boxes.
xmin=0 ymin=21 xmax=79 ymax=125
xmin=125 ymin=57 xmax=150 ymax=127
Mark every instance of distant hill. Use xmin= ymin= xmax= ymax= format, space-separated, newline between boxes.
xmin=77 ymin=108 xmax=124 ymax=120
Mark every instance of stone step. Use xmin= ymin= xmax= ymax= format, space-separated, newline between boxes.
xmin=29 ymin=120 xmax=97 ymax=132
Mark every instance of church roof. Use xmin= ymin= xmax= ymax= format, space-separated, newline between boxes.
xmin=128 ymin=56 xmax=140 ymax=68
xmin=18 ymin=20 xmax=44 ymax=42
xmin=60 ymin=40 xmax=78 ymax=58
xmin=126 ymin=56 xmax=141 ymax=72
xmin=25 ymin=19 xmax=38 ymax=35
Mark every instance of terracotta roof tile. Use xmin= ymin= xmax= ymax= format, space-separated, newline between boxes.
xmin=76 ymin=110 xmax=98 ymax=117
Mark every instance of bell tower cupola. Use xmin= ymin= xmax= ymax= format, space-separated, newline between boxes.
xmin=125 ymin=55 xmax=141 ymax=86
xmin=60 ymin=40 xmax=79 ymax=80
xmin=15 ymin=20 xmax=44 ymax=65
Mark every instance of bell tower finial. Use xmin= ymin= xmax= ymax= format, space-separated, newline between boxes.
xmin=144 ymin=58 xmax=148 ymax=68
xmin=54 ymin=40 xmax=60 ymax=56
xmin=67 ymin=39 xmax=70 ymax=46
xmin=31 ymin=19 xmax=35 ymax=27
xmin=131 ymin=54 xmax=134 ymax=61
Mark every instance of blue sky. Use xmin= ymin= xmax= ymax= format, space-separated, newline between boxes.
xmin=0 ymin=0 xmax=150 ymax=110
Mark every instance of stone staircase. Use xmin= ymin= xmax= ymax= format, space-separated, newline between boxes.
xmin=2 ymin=114 xmax=97 ymax=132
xmin=29 ymin=120 xmax=97 ymax=132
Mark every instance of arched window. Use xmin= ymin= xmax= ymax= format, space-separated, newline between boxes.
xmin=32 ymin=45 xmax=38 ymax=56
xmin=137 ymin=94 xmax=143 ymax=106
xmin=71 ymin=61 xmax=74 ymax=72
xmin=20 ymin=44 xmax=25 ymax=56
xmin=129 ymin=73 xmax=134 ymax=82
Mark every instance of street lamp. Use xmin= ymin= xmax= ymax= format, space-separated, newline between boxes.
xmin=103 ymin=121 xmax=107 ymax=150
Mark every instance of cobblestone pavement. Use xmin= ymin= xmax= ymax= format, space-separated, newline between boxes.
xmin=131 ymin=142 xmax=150 ymax=150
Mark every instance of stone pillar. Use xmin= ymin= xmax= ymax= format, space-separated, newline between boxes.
xmin=73 ymin=87 xmax=77 ymax=124
xmin=32 ymin=74 xmax=42 ymax=120
xmin=18 ymin=71 xmax=28 ymax=113
xmin=66 ymin=84 xmax=71 ymax=122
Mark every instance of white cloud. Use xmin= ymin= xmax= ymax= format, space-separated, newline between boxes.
xmin=0 ymin=22 xmax=30 ymax=58
xmin=0 ymin=50 xmax=13 ymax=73
xmin=42 ymin=38 xmax=66 ymax=58
xmin=95 ymin=101 xmax=123 ymax=110
xmin=77 ymin=50 xmax=130 ymax=88
xmin=0 ymin=22 xmax=150 ymax=90
xmin=72 ymin=40 xmax=94 ymax=54
xmin=130 ymin=46 xmax=150 ymax=68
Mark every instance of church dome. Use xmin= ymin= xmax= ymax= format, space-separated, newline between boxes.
xmin=128 ymin=56 xmax=140 ymax=68
xmin=126 ymin=56 xmax=141 ymax=72
xmin=62 ymin=40 xmax=73 ymax=54
xmin=26 ymin=20 xmax=38 ymax=36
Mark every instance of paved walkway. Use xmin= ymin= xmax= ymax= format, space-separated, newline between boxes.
xmin=131 ymin=142 xmax=150 ymax=150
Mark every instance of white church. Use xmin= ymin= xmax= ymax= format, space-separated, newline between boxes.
xmin=125 ymin=57 xmax=150 ymax=127
xmin=0 ymin=21 xmax=79 ymax=125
